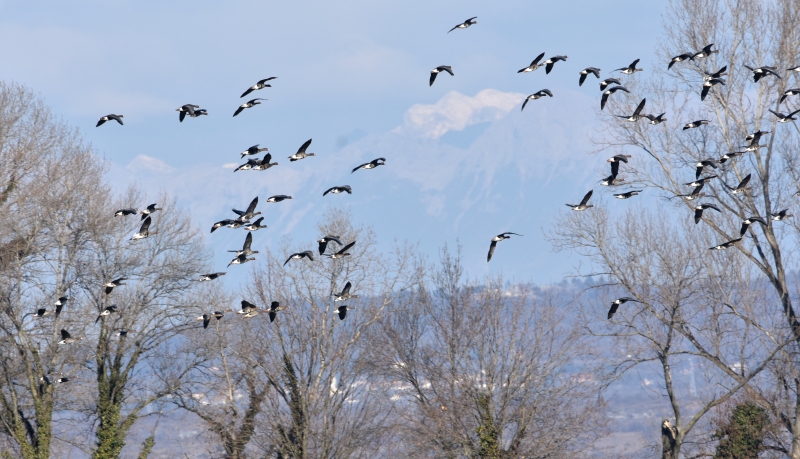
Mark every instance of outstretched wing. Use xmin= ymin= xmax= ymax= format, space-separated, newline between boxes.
xmin=633 ymin=98 xmax=646 ymax=116
xmin=487 ymin=240 xmax=498 ymax=262
xmin=337 ymin=241 xmax=356 ymax=255
xmin=580 ymin=190 xmax=594 ymax=206
xmin=297 ymin=138 xmax=313 ymax=154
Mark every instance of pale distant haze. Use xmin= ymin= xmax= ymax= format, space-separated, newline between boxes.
xmin=0 ymin=0 xmax=666 ymax=287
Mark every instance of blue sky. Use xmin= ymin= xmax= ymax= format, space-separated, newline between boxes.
xmin=0 ymin=0 xmax=667 ymax=286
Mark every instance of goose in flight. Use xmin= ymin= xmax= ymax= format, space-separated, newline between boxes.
xmin=96 ymin=304 xmax=118 ymax=323
xmin=104 ymin=278 xmax=127 ymax=295
xmin=210 ymin=219 xmax=238 ymax=233
xmin=323 ymin=185 xmax=352 ymax=196
xmin=693 ymin=203 xmax=721 ymax=224
xmin=177 ymin=104 xmax=201 ymax=122
xmin=710 ymin=238 xmax=742 ymax=250
xmin=325 ymin=241 xmax=356 ymax=259
xmin=317 ymin=235 xmax=342 ymax=255
xmin=780 ymin=88 xmax=800 ymax=104
xmin=691 ymin=44 xmax=719 ymax=60
xmin=114 ymin=329 xmax=129 ymax=337
xmin=200 ymin=272 xmax=226 ymax=281
xmin=267 ymin=301 xmax=288 ymax=322
xmin=740 ymin=216 xmax=767 ymax=235
xmin=487 ymin=232 xmax=522 ymax=262
xmin=744 ymin=65 xmax=782 ymax=82
xmin=430 ymin=66 xmax=454 ymax=86
xmin=197 ymin=312 xmax=223 ymax=329
xmin=252 ymin=153 xmax=278 ymax=171
xmin=232 ymin=197 xmax=260 ymax=221
xmin=240 ymin=77 xmax=277 ymax=98
xmin=579 ymin=67 xmax=601 ymax=86
xmin=243 ymin=217 xmax=267 ymax=231
xmin=769 ymin=108 xmax=800 ymax=122
xmin=227 ymin=253 xmax=255 ymax=267
xmin=336 ymin=305 xmax=355 ymax=321
xmin=96 ymin=114 xmax=123 ymax=127
xmin=704 ymin=65 xmax=728 ymax=81
xmin=334 ymin=281 xmax=358 ymax=302
xmin=567 ymin=190 xmax=594 ymax=211
xmin=240 ymin=144 xmax=269 ymax=158
xmin=233 ymin=99 xmax=265 ymax=117
xmin=686 ymin=175 xmax=717 ymax=187
xmin=448 ymin=17 xmax=477 ymax=33
xmin=600 ymin=86 xmax=629 ymax=110
xmin=668 ymin=53 xmax=692 ymax=69
xmin=600 ymin=175 xmax=625 ymax=186
xmin=141 ymin=203 xmax=162 ymax=220
xmin=600 ymin=78 xmax=622 ymax=90
xmin=521 ymin=89 xmax=553 ymax=111
xmin=267 ymin=195 xmax=292 ymax=203
xmin=352 ymin=158 xmax=386 ymax=173
xmin=701 ymin=78 xmax=725 ymax=101
xmin=717 ymin=151 xmax=743 ymax=165
xmin=728 ymin=174 xmax=751 ymax=194
xmin=237 ymin=300 xmax=260 ymax=317
xmin=607 ymin=154 xmax=631 ymax=164
xmin=114 ymin=208 xmax=137 ymax=217
xmin=58 ymin=329 xmax=83 ymax=345
xmin=288 ymin=138 xmax=315 ymax=161
xmin=616 ymin=98 xmax=647 ymax=122
xmin=234 ymin=158 xmax=260 ymax=172
xmin=131 ymin=216 xmax=155 ymax=240
xmin=284 ymin=250 xmax=314 ymax=266
xmin=55 ymin=296 xmax=69 ymax=317
xmin=228 ymin=232 xmax=258 ymax=257
xmin=683 ymin=120 xmax=710 ymax=130
xmin=675 ymin=182 xmax=705 ymax=200
xmin=544 ymin=55 xmax=568 ymax=74
xmin=645 ymin=113 xmax=667 ymax=125
xmin=607 ymin=297 xmax=640 ymax=320
xmin=771 ymin=209 xmax=792 ymax=221
xmin=615 ymin=59 xmax=642 ymax=74
xmin=745 ymin=130 xmax=770 ymax=146
xmin=34 ymin=308 xmax=52 ymax=318
xmin=614 ymin=190 xmax=643 ymax=199
xmin=518 ymin=52 xmax=546 ymax=73
xmin=40 ymin=373 xmax=70 ymax=384
xmin=695 ymin=159 xmax=719 ymax=179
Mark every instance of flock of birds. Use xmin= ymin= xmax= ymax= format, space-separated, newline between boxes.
xmin=30 ymin=17 xmax=800 ymax=385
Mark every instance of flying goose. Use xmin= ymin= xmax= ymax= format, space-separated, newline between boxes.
xmin=200 ymin=272 xmax=226 ymax=281
xmin=691 ymin=44 xmax=719 ymax=60
xmin=600 ymin=78 xmax=622 ymax=91
xmin=352 ymin=158 xmax=386 ymax=173
xmin=232 ymin=197 xmax=260 ymax=221
xmin=717 ymin=152 xmax=743 ymax=164
xmin=728 ymin=174 xmax=751 ymax=194
xmin=518 ymin=52 xmax=546 ymax=73
xmin=769 ymin=108 xmax=800 ymax=122
xmin=579 ymin=67 xmax=601 ymax=86
xmin=176 ymin=104 xmax=200 ymax=122
xmin=114 ymin=208 xmax=137 ymax=217
xmin=686 ymin=175 xmax=717 ymax=187
xmin=668 ymin=53 xmax=692 ymax=69
xmin=240 ymin=77 xmax=277 ymax=98
xmin=333 ymin=281 xmax=358 ymax=302
xmin=746 ymin=131 xmax=771 ymax=146
xmin=780 ymin=89 xmax=800 ymax=104
xmin=740 ymin=216 xmax=767 ymax=235
xmin=283 ymin=250 xmax=314 ymax=266
xmin=693 ymin=203 xmax=721 ymax=224
xmin=228 ymin=232 xmax=258 ymax=257
xmin=267 ymin=301 xmax=288 ymax=322
xmin=675 ymin=181 xmax=705 ymax=200
xmin=607 ymin=154 xmax=631 ymax=163
xmin=58 ymin=329 xmax=83 ymax=345
xmin=323 ymin=185 xmax=352 ymax=196
xmin=566 ymin=190 xmax=594 ymax=211
xmin=544 ymin=55 xmax=568 ymax=74
xmin=211 ymin=219 xmax=238 ymax=233
xmin=317 ymin=235 xmax=343 ymax=255
xmin=695 ymin=159 xmax=719 ymax=179
xmin=710 ymin=238 xmax=742 ymax=250
xmin=614 ymin=190 xmax=643 ymax=199
xmin=447 ymin=17 xmax=477 ymax=33
xmin=40 ymin=373 xmax=70 ymax=384
xmin=34 ymin=308 xmax=52 ymax=318
xmin=233 ymin=99 xmax=265 ymax=117
xmin=227 ymin=220 xmax=249 ymax=230
xmin=267 ymin=195 xmax=292 ymax=203
xmin=288 ymin=138 xmax=315 ymax=161
xmin=600 ymin=86 xmax=630 ymax=110
xmin=243 ymin=217 xmax=267 ymax=231
xmin=615 ymin=59 xmax=642 ymax=74
xmin=240 ymin=144 xmax=269 ymax=158
xmin=430 ymin=66 xmax=454 ymax=86
xmin=191 ymin=109 xmax=208 ymax=118
xmin=141 ymin=203 xmax=162 ymax=219
xmin=197 ymin=310 xmax=228 ymax=328
xmin=616 ymin=98 xmax=647 ymax=122
xmin=325 ymin=241 xmax=356 ymax=259
xmin=704 ymin=65 xmax=728 ymax=81
xmin=95 ymin=304 xmax=118 ymax=323
xmin=104 ymin=278 xmax=127 ymax=295
xmin=700 ymin=78 xmax=726 ymax=101
xmin=771 ymin=209 xmax=792 ymax=221
xmin=487 ymin=232 xmax=522 ymax=262
xmin=55 ymin=296 xmax=69 ymax=317
xmin=521 ymin=89 xmax=553 ymax=111
xmin=600 ymin=174 xmax=625 ymax=186
xmin=96 ymin=114 xmax=123 ymax=127
xmin=227 ymin=253 xmax=255 ymax=267
xmin=645 ymin=113 xmax=667 ymax=125
xmin=744 ymin=65 xmax=782 ymax=82
xmin=234 ymin=158 xmax=260 ymax=172
xmin=607 ymin=297 xmax=640 ymax=320
xmin=114 ymin=329 xmax=129 ymax=337
xmin=237 ymin=300 xmax=260 ymax=317
xmin=683 ymin=120 xmax=710 ymax=130
xmin=131 ymin=216 xmax=155 ymax=240
xmin=252 ymin=153 xmax=278 ymax=171
xmin=336 ymin=305 xmax=355 ymax=321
